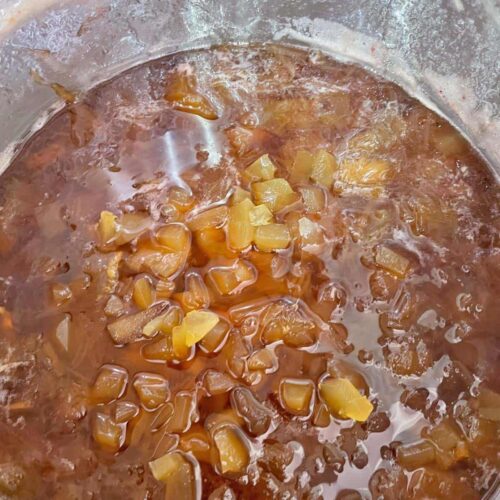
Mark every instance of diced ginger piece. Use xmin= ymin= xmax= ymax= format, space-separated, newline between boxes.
xmin=107 ymin=302 xmax=169 ymax=344
xmin=174 ymin=272 xmax=210 ymax=312
xmin=172 ymin=310 xmax=219 ymax=357
xmin=149 ymin=451 xmax=199 ymax=500
xmin=396 ymin=440 xmax=436 ymax=470
xmin=254 ymin=224 xmax=291 ymax=252
xmin=51 ymin=282 xmax=72 ymax=306
xmin=133 ymin=277 xmax=154 ymax=310
xmin=213 ymin=426 xmax=250 ymax=475
xmin=243 ymin=154 xmax=277 ymax=182
xmin=156 ymin=279 xmax=175 ymax=299
xmin=199 ymin=319 xmax=230 ymax=353
xmin=204 ymin=370 xmax=236 ymax=395
xmin=252 ymin=179 xmax=297 ymax=213
xmin=310 ymin=150 xmax=337 ymax=187
xmin=187 ymin=205 xmax=228 ymax=232
xmin=280 ymin=378 xmax=314 ymax=415
xmin=375 ymin=245 xmax=410 ymax=278
xmin=91 ymin=364 xmax=128 ymax=403
xmin=299 ymin=185 xmax=326 ymax=213
xmin=195 ymin=227 xmax=237 ymax=259
xmin=208 ymin=260 xmax=256 ymax=295
xmin=319 ymin=377 xmax=373 ymax=422
xmin=142 ymin=306 xmax=182 ymax=337
xmin=114 ymin=213 xmax=151 ymax=245
xmin=249 ymin=204 xmax=273 ymax=227
xmin=133 ymin=372 xmax=169 ymax=410
xmin=156 ymin=223 xmax=191 ymax=253
xmin=92 ymin=413 xmax=124 ymax=452
xmin=179 ymin=428 xmax=212 ymax=463
xmin=142 ymin=335 xmax=175 ymax=362
xmin=340 ymin=158 xmax=393 ymax=185
xmin=168 ymin=186 xmax=195 ymax=213
xmin=114 ymin=401 xmax=139 ymax=424
xmin=247 ymin=349 xmax=277 ymax=372
xmin=230 ymin=187 xmax=251 ymax=205
xmin=166 ymin=392 xmax=195 ymax=433
xmin=298 ymin=217 xmax=324 ymax=246
xmin=228 ymin=198 xmax=255 ymax=250
xmin=165 ymin=72 xmax=218 ymax=120
xmin=313 ymin=403 xmax=331 ymax=427
xmin=289 ymin=150 xmax=314 ymax=183
xmin=98 ymin=210 xmax=117 ymax=244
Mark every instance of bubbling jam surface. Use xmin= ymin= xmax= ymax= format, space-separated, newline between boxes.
xmin=0 ymin=44 xmax=499 ymax=499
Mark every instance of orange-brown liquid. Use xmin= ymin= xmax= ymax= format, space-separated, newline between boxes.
xmin=0 ymin=44 xmax=499 ymax=499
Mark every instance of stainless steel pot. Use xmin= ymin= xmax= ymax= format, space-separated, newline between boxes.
xmin=0 ymin=0 xmax=498 ymax=497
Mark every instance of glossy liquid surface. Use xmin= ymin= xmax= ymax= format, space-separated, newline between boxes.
xmin=0 ymin=45 xmax=499 ymax=499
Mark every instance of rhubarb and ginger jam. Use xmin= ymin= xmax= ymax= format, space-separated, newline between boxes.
xmin=0 ymin=44 xmax=499 ymax=499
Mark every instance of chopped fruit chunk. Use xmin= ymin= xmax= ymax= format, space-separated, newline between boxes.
xmin=213 ymin=426 xmax=250 ymax=474
xmin=174 ymin=272 xmax=211 ymax=311
xmin=396 ymin=440 xmax=436 ymax=470
xmin=142 ymin=335 xmax=175 ymax=362
xmin=133 ymin=277 xmax=154 ymax=310
xmin=114 ymin=401 xmax=139 ymax=423
xmin=243 ymin=154 xmax=277 ymax=182
xmin=252 ymin=178 xmax=297 ymax=213
xmin=310 ymin=149 xmax=337 ymax=187
xmin=126 ymin=248 xmax=183 ymax=279
xmin=142 ymin=306 xmax=182 ymax=337
xmin=195 ymin=227 xmax=237 ymax=259
xmin=254 ymin=224 xmax=291 ymax=252
xmin=92 ymin=413 xmax=124 ymax=452
xmin=179 ymin=428 xmax=212 ymax=463
xmin=156 ymin=223 xmax=191 ymax=252
xmin=165 ymin=72 xmax=218 ymax=120
xmin=289 ymin=150 xmax=314 ymax=183
xmin=91 ymin=364 xmax=128 ymax=403
xmin=228 ymin=198 xmax=255 ymax=250
xmin=98 ymin=210 xmax=117 ymax=244
xmin=313 ymin=403 xmax=331 ymax=427
xmin=374 ymin=245 xmax=410 ymax=278
xmin=107 ymin=302 xmax=169 ymax=344
xmin=166 ymin=392 xmax=196 ymax=433
xmin=299 ymin=185 xmax=326 ymax=213
xmin=114 ymin=213 xmax=151 ymax=245
xmin=199 ymin=319 xmax=230 ymax=353
xmin=172 ymin=310 xmax=220 ymax=351
xmin=298 ymin=217 xmax=324 ymax=246
xmin=168 ymin=186 xmax=195 ymax=213
xmin=340 ymin=158 xmax=393 ymax=185
xmin=247 ymin=349 xmax=277 ymax=372
xmin=231 ymin=387 xmax=274 ymax=435
xmin=187 ymin=205 xmax=228 ymax=232
xmin=204 ymin=370 xmax=236 ymax=395
xmin=249 ymin=204 xmax=273 ymax=226
xmin=319 ymin=377 xmax=373 ymax=422
xmin=230 ymin=187 xmax=251 ymax=205
xmin=208 ymin=260 xmax=256 ymax=295
xmin=280 ymin=378 xmax=314 ymax=415
xmin=156 ymin=279 xmax=176 ymax=299
xmin=133 ymin=372 xmax=170 ymax=409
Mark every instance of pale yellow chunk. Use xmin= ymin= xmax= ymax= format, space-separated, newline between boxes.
xmin=98 ymin=210 xmax=117 ymax=244
xmin=249 ymin=204 xmax=273 ymax=226
xmin=298 ymin=217 xmax=324 ymax=246
xmin=156 ymin=223 xmax=190 ymax=252
xmin=133 ymin=277 xmax=154 ymax=310
xmin=341 ymin=158 xmax=392 ymax=185
xmin=230 ymin=187 xmax=251 ymax=205
xmin=280 ymin=378 xmax=314 ymax=415
xmin=187 ymin=205 xmax=228 ymax=232
xmin=172 ymin=310 xmax=220 ymax=353
xmin=375 ymin=245 xmax=410 ymax=278
xmin=319 ymin=377 xmax=373 ymax=422
xmin=254 ymin=224 xmax=291 ymax=252
xmin=243 ymin=154 xmax=277 ymax=182
xmin=143 ymin=307 xmax=182 ymax=337
xmin=252 ymin=178 xmax=297 ymax=213
xmin=289 ymin=150 xmax=314 ymax=183
xmin=228 ymin=198 xmax=255 ymax=250
xmin=213 ymin=426 xmax=250 ymax=475
xmin=209 ymin=260 xmax=255 ymax=295
xmin=310 ymin=150 xmax=337 ymax=187
xmin=149 ymin=451 xmax=186 ymax=482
